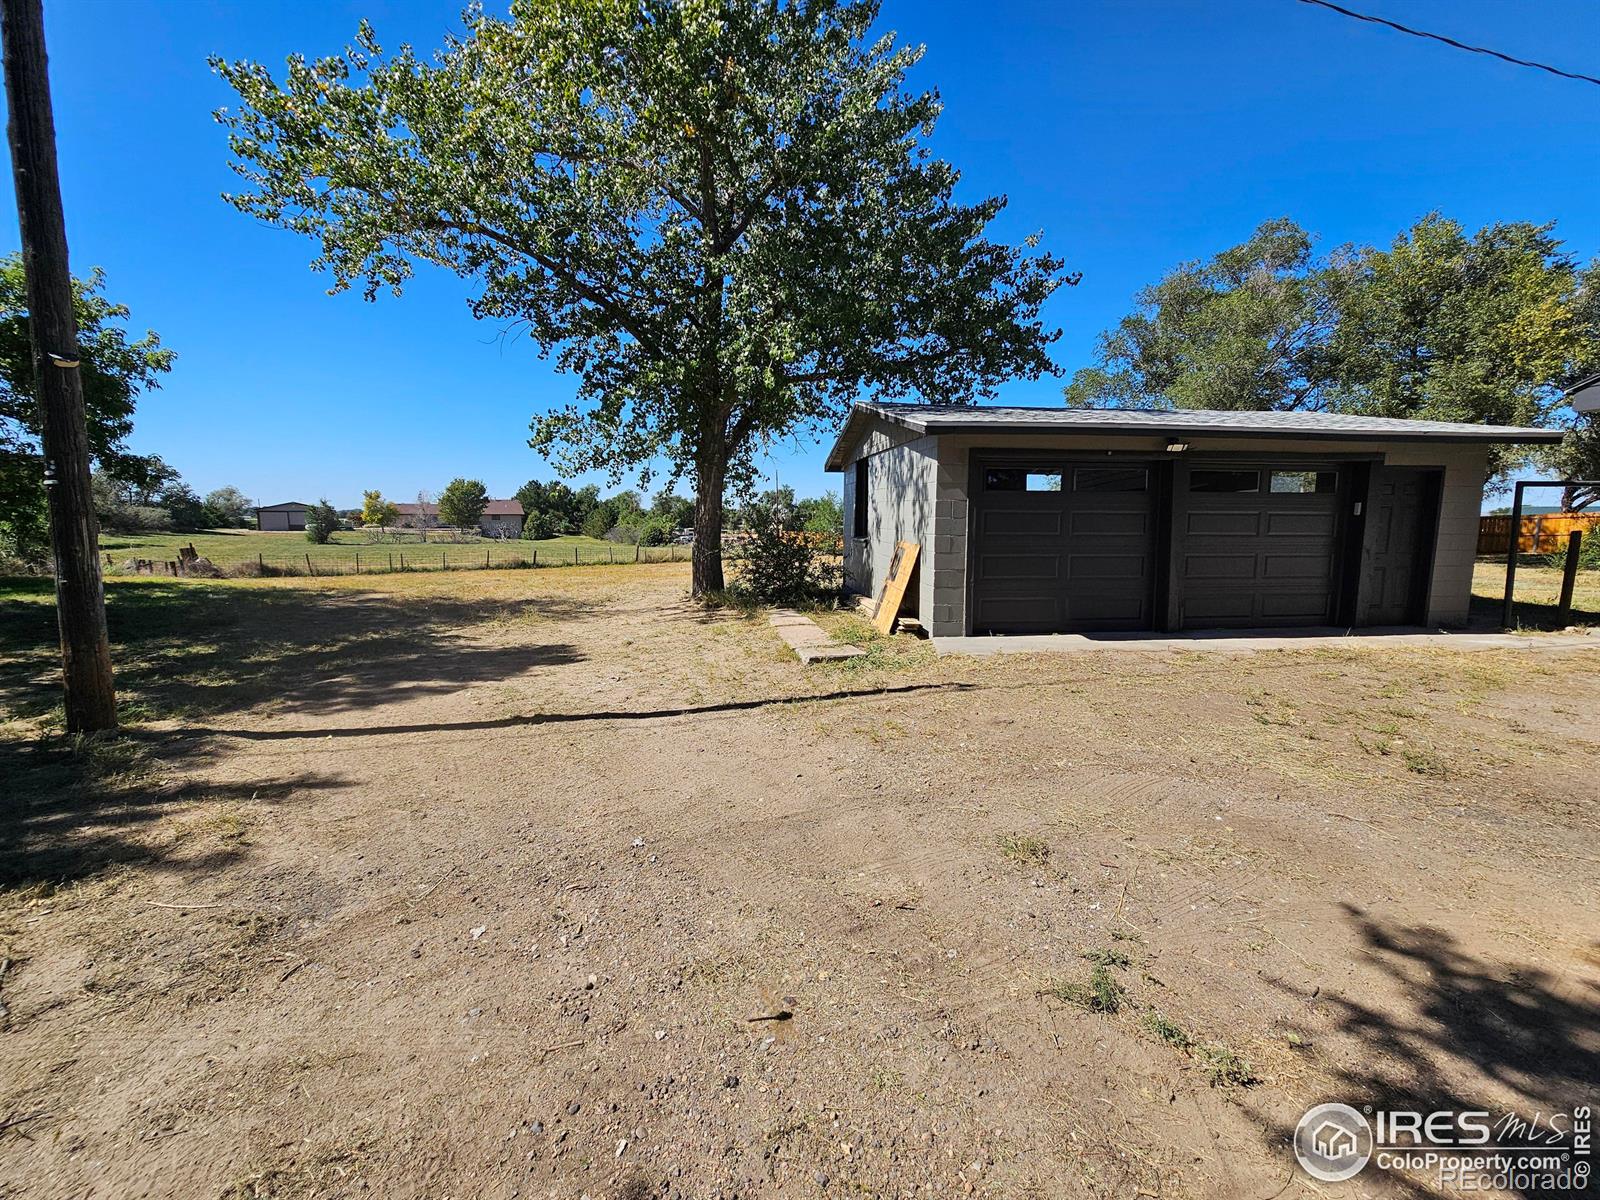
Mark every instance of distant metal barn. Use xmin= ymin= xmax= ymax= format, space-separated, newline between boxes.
xmin=255 ymin=501 xmax=310 ymax=532
xmin=826 ymin=404 xmax=1561 ymax=639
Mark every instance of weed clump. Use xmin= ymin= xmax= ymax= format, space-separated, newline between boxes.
xmin=996 ymin=833 xmax=1050 ymax=867
xmin=1050 ymin=964 xmax=1125 ymax=1014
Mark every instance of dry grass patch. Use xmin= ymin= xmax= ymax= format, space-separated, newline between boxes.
xmin=995 ymin=831 xmax=1050 ymax=867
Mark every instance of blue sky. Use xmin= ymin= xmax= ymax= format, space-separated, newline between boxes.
xmin=4 ymin=0 xmax=1597 ymax=508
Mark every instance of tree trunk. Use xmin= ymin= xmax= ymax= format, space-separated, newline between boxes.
xmin=2 ymin=0 xmax=116 ymax=732
xmin=691 ymin=451 xmax=726 ymax=596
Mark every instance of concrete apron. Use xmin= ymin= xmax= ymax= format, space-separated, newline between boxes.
xmin=932 ymin=626 xmax=1600 ymax=658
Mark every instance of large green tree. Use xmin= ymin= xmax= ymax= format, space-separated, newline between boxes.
xmin=0 ymin=254 xmax=174 ymax=561
xmin=436 ymin=476 xmax=490 ymax=529
xmin=213 ymin=0 xmax=1069 ymax=593
xmin=515 ymin=477 xmax=598 ymax=536
xmin=1550 ymin=408 xmax=1600 ymax=510
xmin=1063 ymin=218 xmax=1341 ymax=413
xmin=203 ymin=485 xmax=255 ymax=527
xmin=1066 ymin=215 xmax=1596 ymax=478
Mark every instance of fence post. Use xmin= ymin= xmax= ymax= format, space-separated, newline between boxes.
xmin=442 ymin=550 xmax=447 ymax=570
xmin=532 ymin=548 xmax=538 ymax=567
xmin=356 ymin=552 xmax=360 ymax=574
xmin=1556 ymin=531 xmax=1582 ymax=625
xmin=258 ymin=553 xmax=263 ymax=571
xmin=486 ymin=548 xmax=491 ymax=568
xmin=574 ymin=544 xmax=579 ymax=566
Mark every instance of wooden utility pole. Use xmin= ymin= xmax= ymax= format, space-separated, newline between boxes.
xmin=2 ymin=0 xmax=116 ymax=731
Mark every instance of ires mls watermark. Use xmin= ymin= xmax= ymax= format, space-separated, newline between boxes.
xmin=1293 ymin=1102 xmax=1591 ymax=1192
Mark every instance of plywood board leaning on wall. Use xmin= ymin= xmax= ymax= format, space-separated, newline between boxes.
xmin=873 ymin=541 xmax=920 ymax=636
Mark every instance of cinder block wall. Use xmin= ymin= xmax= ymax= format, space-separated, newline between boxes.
xmin=842 ymin=430 xmax=937 ymax=617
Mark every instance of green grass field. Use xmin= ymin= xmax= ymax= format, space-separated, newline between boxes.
xmin=98 ymin=529 xmax=688 ymax=574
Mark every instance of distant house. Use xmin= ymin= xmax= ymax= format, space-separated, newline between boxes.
xmin=393 ymin=499 xmax=524 ymax=536
xmin=480 ymin=499 xmax=525 ymax=536
xmin=256 ymin=502 xmax=309 ymax=532
xmin=392 ymin=501 xmax=437 ymax=530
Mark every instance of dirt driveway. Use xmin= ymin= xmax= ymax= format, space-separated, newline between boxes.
xmin=2 ymin=565 xmax=1597 ymax=1199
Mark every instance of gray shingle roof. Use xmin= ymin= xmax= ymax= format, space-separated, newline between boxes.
xmin=825 ymin=402 xmax=1562 ymax=469
xmin=1567 ymin=373 xmax=1600 ymax=413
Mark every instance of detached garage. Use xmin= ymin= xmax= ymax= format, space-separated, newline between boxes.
xmin=827 ymin=404 xmax=1561 ymax=639
xmin=256 ymin=501 xmax=310 ymax=532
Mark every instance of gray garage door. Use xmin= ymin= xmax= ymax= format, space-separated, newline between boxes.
xmin=971 ymin=462 xmax=1157 ymax=634
xmin=1178 ymin=466 xmax=1343 ymax=629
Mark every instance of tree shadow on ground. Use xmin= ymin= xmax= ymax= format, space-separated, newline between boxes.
xmin=1263 ymin=904 xmax=1599 ymax=1198
xmin=0 ymin=580 xmax=588 ymax=723
xmin=0 ymin=734 xmax=352 ymax=893
xmin=0 ymin=581 xmax=591 ymax=893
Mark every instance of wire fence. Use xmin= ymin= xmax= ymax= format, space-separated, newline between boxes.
xmin=106 ymin=541 xmax=695 ymax=578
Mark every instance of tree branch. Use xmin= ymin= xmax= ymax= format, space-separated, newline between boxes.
xmin=435 ymin=217 xmax=665 ymax=358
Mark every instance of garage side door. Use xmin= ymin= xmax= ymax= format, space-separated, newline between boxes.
xmin=971 ymin=462 xmax=1157 ymax=634
xmin=1179 ymin=466 xmax=1342 ymax=629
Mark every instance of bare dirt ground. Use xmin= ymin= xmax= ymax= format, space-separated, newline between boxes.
xmin=2 ymin=564 xmax=1597 ymax=1200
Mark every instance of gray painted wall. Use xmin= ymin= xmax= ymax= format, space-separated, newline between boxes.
xmin=843 ymin=430 xmax=936 ymax=619
xmin=839 ymin=418 xmax=1490 ymax=636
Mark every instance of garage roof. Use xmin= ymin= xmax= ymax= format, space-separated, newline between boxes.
xmin=825 ymin=402 xmax=1563 ymax=470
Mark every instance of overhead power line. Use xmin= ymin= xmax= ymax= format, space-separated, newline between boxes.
xmin=1297 ymin=0 xmax=1600 ymax=88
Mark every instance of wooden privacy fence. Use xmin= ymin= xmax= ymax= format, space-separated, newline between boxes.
xmin=1478 ymin=513 xmax=1600 ymax=555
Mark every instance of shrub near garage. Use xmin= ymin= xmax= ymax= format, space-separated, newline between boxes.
xmin=730 ymin=507 xmax=840 ymax=607
xmin=1544 ymin=533 xmax=1600 ymax=573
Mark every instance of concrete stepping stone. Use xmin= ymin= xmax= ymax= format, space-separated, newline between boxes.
xmin=768 ymin=609 xmax=865 ymax=663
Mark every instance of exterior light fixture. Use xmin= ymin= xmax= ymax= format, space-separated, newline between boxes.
xmin=48 ymin=350 xmax=80 ymax=368
xmin=1166 ymin=439 xmax=1189 ymax=452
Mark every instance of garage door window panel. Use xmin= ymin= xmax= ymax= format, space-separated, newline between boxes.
xmin=1269 ymin=470 xmax=1338 ymax=494
xmin=986 ymin=468 xmax=1062 ymax=492
xmin=1190 ymin=469 xmax=1260 ymax=493
xmin=1074 ymin=467 xmax=1147 ymax=492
